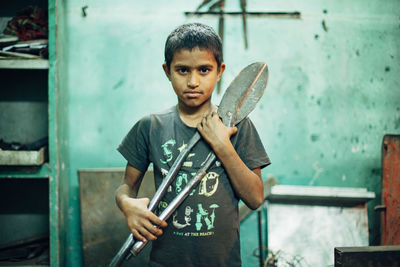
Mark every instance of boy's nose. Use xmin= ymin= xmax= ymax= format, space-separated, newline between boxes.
xmin=187 ymin=72 xmax=200 ymax=88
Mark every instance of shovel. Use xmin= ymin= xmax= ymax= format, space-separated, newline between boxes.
xmin=109 ymin=62 xmax=269 ymax=266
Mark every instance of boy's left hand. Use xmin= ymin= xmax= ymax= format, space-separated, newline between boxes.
xmin=197 ymin=111 xmax=264 ymax=210
xmin=197 ymin=111 xmax=237 ymax=152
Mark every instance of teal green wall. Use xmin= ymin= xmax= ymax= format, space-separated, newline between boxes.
xmin=62 ymin=0 xmax=400 ymax=266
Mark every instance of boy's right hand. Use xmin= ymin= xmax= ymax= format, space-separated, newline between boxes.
xmin=121 ymin=197 xmax=168 ymax=242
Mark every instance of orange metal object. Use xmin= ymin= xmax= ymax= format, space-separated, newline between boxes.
xmin=381 ymin=134 xmax=400 ymax=245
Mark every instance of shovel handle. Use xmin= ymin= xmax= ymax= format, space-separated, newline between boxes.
xmin=130 ymin=152 xmax=217 ymax=256
xmin=108 ymin=234 xmax=134 ymax=267
xmin=148 ymin=132 xmax=201 ymax=212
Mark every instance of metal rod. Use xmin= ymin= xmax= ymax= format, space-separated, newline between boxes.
xmin=108 ymin=234 xmax=134 ymax=267
xmin=258 ymin=209 xmax=264 ymax=267
xmin=147 ymin=133 xmax=201 ymax=212
xmin=185 ymin=11 xmax=301 ymax=19
xmin=131 ymin=153 xmax=217 ymax=256
xmin=240 ymin=0 xmax=248 ymax=49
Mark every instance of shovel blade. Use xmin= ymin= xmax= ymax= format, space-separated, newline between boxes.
xmin=218 ymin=62 xmax=269 ymax=126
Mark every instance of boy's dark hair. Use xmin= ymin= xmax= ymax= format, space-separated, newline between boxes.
xmin=164 ymin=23 xmax=223 ymax=71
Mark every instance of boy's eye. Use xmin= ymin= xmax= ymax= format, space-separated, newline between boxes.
xmin=178 ymin=67 xmax=189 ymax=74
xmin=199 ymin=67 xmax=210 ymax=74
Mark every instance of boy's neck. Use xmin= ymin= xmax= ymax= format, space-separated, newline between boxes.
xmin=177 ymin=102 xmax=217 ymax=127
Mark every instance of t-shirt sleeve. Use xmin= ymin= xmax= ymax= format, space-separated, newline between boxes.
xmin=233 ymin=117 xmax=271 ymax=170
xmin=117 ymin=116 xmax=151 ymax=172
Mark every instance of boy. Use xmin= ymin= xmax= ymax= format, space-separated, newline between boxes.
xmin=116 ymin=23 xmax=270 ymax=266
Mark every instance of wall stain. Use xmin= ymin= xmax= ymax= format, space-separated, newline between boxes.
xmin=311 ymin=134 xmax=319 ymax=142
xmin=297 ymin=85 xmax=303 ymax=91
xmin=395 ymin=117 xmax=400 ymax=129
xmin=81 ymin=6 xmax=88 ymax=17
xmin=371 ymin=168 xmax=380 ymax=176
xmin=278 ymin=65 xmax=309 ymax=94
xmin=322 ymin=20 xmax=328 ymax=32
xmin=112 ymin=79 xmax=125 ymax=90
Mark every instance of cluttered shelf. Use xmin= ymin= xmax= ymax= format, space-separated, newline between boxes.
xmin=0 ymin=6 xmax=50 ymax=177
xmin=0 ymin=3 xmax=57 ymax=267
xmin=0 ymin=37 xmax=49 ymax=69
xmin=1 ymin=6 xmax=49 ymax=68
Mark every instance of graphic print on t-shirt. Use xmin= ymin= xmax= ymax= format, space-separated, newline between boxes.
xmin=160 ymin=139 xmax=176 ymax=164
xmin=199 ymin=172 xmax=219 ymax=197
xmin=158 ymin=138 xmax=221 ymax=237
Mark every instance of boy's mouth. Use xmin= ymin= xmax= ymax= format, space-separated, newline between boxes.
xmin=184 ymin=91 xmax=202 ymax=98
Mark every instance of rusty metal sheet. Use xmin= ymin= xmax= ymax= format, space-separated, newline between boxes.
xmin=381 ymin=134 xmax=400 ymax=245
xmin=78 ymin=168 xmax=155 ymax=267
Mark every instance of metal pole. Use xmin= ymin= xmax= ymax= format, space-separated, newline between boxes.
xmin=258 ymin=209 xmax=264 ymax=267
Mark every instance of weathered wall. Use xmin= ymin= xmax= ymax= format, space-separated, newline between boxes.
xmin=62 ymin=0 xmax=400 ymax=265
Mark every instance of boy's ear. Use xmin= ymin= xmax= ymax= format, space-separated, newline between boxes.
xmin=162 ymin=63 xmax=171 ymax=81
xmin=217 ymin=63 xmax=226 ymax=82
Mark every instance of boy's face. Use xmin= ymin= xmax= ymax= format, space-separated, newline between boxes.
xmin=163 ymin=47 xmax=225 ymax=110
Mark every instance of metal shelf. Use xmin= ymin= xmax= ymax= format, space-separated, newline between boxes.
xmin=0 ymin=59 xmax=49 ymax=69
xmin=268 ymin=185 xmax=376 ymax=206
xmin=0 ymin=147 xmax=46 ymax=166
xmin=0 ymin=1 xmax=63 ymax=266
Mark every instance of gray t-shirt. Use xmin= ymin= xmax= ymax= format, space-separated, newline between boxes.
xmin=118 ymin=106 xmax=270 ymax=267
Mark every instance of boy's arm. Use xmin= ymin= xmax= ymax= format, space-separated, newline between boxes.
xmin=197 ymin=112 xmax=264 ymax=210
xmin=116 ymin=163 xmax=168 ymax=242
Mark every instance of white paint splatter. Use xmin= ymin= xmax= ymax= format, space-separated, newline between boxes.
xmin=309 ymin=161 xmax=323 ymax=185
